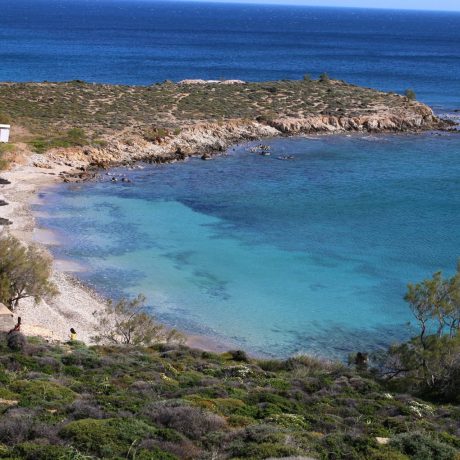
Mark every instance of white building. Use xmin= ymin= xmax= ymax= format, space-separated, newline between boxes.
xmin=0 ymin=124 xmax=10 ymax=143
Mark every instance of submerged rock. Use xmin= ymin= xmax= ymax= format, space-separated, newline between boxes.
xmin=0 ymin=217 xmax=12 ymax=226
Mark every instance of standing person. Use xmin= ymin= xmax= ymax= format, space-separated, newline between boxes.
xmin=8 ymin=317 xmax=21 ymax=335
xmin=69 ymin=328 xmax=77 ymax=342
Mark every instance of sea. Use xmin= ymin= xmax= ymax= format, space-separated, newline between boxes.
xmin=2 ymin=0 xmax=460 ymax=358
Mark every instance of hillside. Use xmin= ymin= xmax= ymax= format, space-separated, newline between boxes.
xmin=0 ymin=79 xmax=445 ymax=134
xmin=0 ymin=335 xmax=458 ymax=460
xmin=0 ymin=79 xmax=451 ymax=174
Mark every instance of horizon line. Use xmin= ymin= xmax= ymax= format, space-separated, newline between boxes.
xmin=170 ymin=0 xmax=460 ymax=13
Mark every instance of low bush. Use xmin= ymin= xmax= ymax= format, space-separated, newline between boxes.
xmin=60 ymin=417 xmax=163 ymax=458
xmin=144 ymin=401 xmax=227 ymax=440
xmin=227 ymin=349 xmax=249 ymax=362
xmin=12 ymin=380 xmax=77 ymax=407
xmin=390 ymin=432 xmax=458 ymax=460
xmin=405 ymin=89 xmax=417 ymax=101
xmin=7 ymin=333 xmax=27 ymax=352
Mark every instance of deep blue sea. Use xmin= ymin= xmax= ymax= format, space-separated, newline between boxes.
xmin=3 ymin=0 xmax=460 ymax=357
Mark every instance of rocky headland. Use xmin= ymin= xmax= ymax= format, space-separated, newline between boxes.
xmin=0 ymin=78 xmax=453 ymax=180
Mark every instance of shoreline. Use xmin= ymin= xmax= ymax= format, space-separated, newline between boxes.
xmin=0 ymin=162 xmax=103 ymax=344
xmin=0 ymin=118 xmax=456 ymax=351
xmin=0 ymin=158 xmax=247 ymax=353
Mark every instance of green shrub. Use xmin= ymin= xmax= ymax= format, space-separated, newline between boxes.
xmin=12 ymin=443 xmax=92 ymax=460
xmin=390 ymin=432 xmax=457 ymax=460
xmin=65 ymin=128 xmax=87 ymax=145
xmin=227 ymin=350 xmax=249 ymax=362
xmin=7 ymin=333 xmax=27 ymax=352
xmin=230 ymin=441 xmax=300 ymax=458
xmin=60 ymin=418 xmax=162 ymax=458
xmin=28 ymin=128 xmax=88 ymax=153
xmin=144 ymin=127 xmax=169 ymax=142
xmin=0 ymin=113 xmax=11 ymax=124
xmin=0 ymin=387 xmax=18 ymax=400
xmin=12 ymin=380 xmax=77 ymax=407
xmin=0 ymin=143 xmax=16 ymax=171
xmin=405 ymin=89 xmax=417 ymax=101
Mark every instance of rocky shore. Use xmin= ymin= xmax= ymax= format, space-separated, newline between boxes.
xmin=37 ymin=104 xmax=451 ymax=182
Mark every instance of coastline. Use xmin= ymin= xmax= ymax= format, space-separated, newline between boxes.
xmin=0 ymin=80 xmax=454 ymax=350
xmin=0 ymin=161 xmax=103 ymax=343
xmin=0 ymin=128 xmax=456 ymax=350
xmin=0 ymin=158 xmax=241 ymax=352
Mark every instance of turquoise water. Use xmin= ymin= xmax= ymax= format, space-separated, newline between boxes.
xmin=37 ymin=133 xmax=460 ymax=358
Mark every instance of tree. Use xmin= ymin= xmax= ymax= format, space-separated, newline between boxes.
xmin=92 ymin=294 xmax=184 ymax=346
xmin=405 ymin=266 xmax=460 ymax=340
xmin=374 ymin=263 xmax=460 ymax=402
xmin=0 ymin=234 xmax=58 ymax=309
xmin=405 ymin=88 xmax=416 ymax=101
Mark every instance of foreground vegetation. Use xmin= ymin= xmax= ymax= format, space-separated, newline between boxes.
xmin=0 ymin=334 xmax=459 ymax=460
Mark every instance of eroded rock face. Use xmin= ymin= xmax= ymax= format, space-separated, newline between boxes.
xmin=44 ymin=101 xmax=451 ymax=180
xmin=267 ymin=102 xmax=445 ymax=134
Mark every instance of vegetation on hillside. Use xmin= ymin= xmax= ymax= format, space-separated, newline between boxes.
xmin=0 ymin=144 xmax=15 ymax=171
xmin=0 ymin=78 xmax=421 ymax=150
xmin=0 ymin=334 xmax=459 ymax=460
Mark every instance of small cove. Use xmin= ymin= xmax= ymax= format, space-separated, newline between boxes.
xmin=35 ymin=133 xmax=460 ymax=358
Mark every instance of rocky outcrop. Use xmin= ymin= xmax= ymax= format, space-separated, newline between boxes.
xmin=43 ymin=102 xmax=453 ymax=181
xmin=267 ymin=102 xmax=447 ymax=134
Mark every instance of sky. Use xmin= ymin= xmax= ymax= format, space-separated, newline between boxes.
xmin=180 ymin=0 xmax=460 ymax=11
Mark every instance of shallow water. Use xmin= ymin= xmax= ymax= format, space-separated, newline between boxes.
xmin=37 ymin=133 xmax=460 ymax=358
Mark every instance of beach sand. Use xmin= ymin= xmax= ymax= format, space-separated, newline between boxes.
xmin=0 ymin=159 xmax=104 ymax=343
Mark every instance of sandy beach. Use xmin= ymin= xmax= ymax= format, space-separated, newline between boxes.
xmin=0 ymin=157 xmax=105 ymax=343
xmin=0 ymin=155 xmax=233 ymax=352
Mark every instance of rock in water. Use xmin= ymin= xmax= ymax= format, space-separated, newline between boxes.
xmin=0 ymin=218 xmax=12 ymax=226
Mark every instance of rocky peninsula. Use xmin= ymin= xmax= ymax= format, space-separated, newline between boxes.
xmin=0 ymin=78 xmax=451 ymax=178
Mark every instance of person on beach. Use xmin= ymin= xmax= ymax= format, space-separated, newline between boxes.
xmin=69 ymin=328 xmax=77 ymax=342
xmin=8 ymin=317 xmax=21 ymax=335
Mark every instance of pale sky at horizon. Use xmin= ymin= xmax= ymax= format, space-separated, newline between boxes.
xmin=176 ymin=0 xmax=460 ymax=12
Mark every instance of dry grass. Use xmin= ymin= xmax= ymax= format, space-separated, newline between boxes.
xmin=0 ymin=79 xmax=412 ymax=141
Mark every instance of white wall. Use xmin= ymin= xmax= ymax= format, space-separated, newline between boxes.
xmin=0 ymin=125 xmax=10 ymax=143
